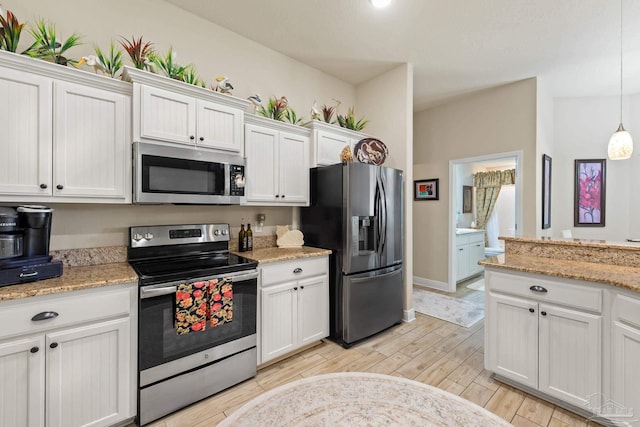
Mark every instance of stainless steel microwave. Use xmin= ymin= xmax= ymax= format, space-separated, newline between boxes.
xmin=133 ymin=142 xmax=246 ymax=204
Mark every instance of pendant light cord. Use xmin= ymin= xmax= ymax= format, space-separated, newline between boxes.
xmin=620 ymin=0 xmax=623 ymax=123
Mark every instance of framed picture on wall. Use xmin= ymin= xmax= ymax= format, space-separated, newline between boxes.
xmin=574 ymin=159 xmax=606 ymax=227
xmin=542 ymin=154 xmax=552 ymax=229
xmin=414 ymin=179 xmax=439 ymax=200
xmin=462 ymin=185 xmax=473 ymax=213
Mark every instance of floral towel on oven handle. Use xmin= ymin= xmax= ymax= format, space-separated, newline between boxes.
xmin=175 ymin=281 xmax=208 ymax=335
xmin=209 ymin=278 xmax=233 ymax=328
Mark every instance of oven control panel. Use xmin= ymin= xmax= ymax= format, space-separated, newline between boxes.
xmin=130 ymin=224 xmax=230 ymax=248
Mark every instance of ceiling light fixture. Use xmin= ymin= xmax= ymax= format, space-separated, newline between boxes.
xmin=608 ymin=0 xmax=633 ymax=160
xmin=370 ymin=0 xmax=392 ymax=9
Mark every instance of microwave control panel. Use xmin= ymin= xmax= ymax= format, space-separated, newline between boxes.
xmin=230 ymin=165 xmax=245 ymax=196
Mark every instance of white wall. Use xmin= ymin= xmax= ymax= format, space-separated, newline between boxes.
xmin=552 ymin=95 xmax=639 ymax=241
xmin=536 ymin=77 xmax=555 ymax=238
xmin=495 ymin=185 xmax=516 ymax=241
xmin=8 ymin=0 xmax=359 ymax=250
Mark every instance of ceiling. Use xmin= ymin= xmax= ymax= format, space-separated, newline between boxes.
xmin=166 ymin=0 xmax=640 ymax=111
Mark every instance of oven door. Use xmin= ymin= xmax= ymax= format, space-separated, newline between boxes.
xmin=134 ymin=142 xmax=246 ymax=204
xmin=138 ymin=269 xmax=257 ymax=387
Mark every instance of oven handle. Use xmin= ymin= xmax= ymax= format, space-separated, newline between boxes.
xmin=140 ymin=269 xmax=259 ymax=300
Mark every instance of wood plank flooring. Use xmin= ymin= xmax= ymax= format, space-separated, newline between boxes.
xmin=139 ymin=277 xmax=602 ymax=427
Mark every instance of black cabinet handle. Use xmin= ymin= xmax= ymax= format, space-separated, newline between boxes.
xmin=293 ymin=287 xmax=298 ymax=291
xmin=281 ymin=195 xmax=285 ymax=198
xmin=529 ymin=285 xmax=548 ymax=293
xmin=31 ymin=311 xmax=59 ymax=322
xmin=458 ymin=248 xmax=464 ymax=251
xmin=541 ymin=311 xmax=547 ymax=316
xmin=190 ymin=135 xmax=195 ymax=140
xmin=50 ymin=342 xmax=58 ymax=349
xmin=529 ymin=308 xmax=535 ymax=313
xmin=56 ymin=184 xmax=64 ymax=190
xmin=199 ymin=136 xmax=204 ymax=141
xmin=293 ymin=268 xmax=303 ymax=274
xmin=30 ymin=347 xmax=39 ymax=354
xmin=275 ymin=195 xmax=280 ymax=198
xmin=300 ymin=286 xmax=304 ymax=290
xmin=40 ymin=184 xmax=47 ymax=189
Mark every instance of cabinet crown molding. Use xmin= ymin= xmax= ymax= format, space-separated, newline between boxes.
xmin=245 ymin=114 xmax=311 ymax=137
xmin=123 ymin=66 xmax=250 ymax=111
xmin=0 ymin=50 xmax=131 ymax=95
xmin=302 ymin=120 xmax=370 ymax=140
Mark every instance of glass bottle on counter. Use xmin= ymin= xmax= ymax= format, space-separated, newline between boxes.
xmin=246 ymin=223 xmax=253 ymax=251
xmin=238 ymin=223 xmax=246 ymax=252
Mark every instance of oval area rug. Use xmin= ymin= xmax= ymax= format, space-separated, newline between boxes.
xmin=217 ymin=372 xmax=511 ymax=426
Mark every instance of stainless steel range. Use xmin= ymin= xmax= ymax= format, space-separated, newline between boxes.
xmin=127 ymin=223 xmax=258 ymax=425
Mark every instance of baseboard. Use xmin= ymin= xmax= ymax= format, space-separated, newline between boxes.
xmin=413 ymin=276 xmax=449 ymax=292
xmin=403 ymin=308 xmax=415 ymax=323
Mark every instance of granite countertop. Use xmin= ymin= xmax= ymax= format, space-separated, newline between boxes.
xmin=502 ymin=236 xmax=640 ymax=252
xmin=0 ymin=262 xmax=138 ymax=302
xmin=481 ymin=254 xmax=640 ymax=293
xmin=232 ymin=246 xmax=331 ymax=264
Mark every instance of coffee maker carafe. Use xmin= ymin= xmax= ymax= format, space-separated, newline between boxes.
xmin=17 ymin=205 xmax=54 ymax=257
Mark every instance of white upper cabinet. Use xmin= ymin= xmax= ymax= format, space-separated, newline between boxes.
xmin=245 ymin=115 xmax=310 ymax=206
xmin=125 ymin=66 xmax=249 ymax=155
xmin=0 ymin=51 xmax=132 ymax=204
xmin=303 ymin=120 xmax=369 ymax=167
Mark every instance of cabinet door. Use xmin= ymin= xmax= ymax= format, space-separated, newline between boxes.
xmin=0 ymin=68 xmax=52 ymax=196
xmin=0 ymin=336 xmax=45 ymax=427
xmin=468 ymin=241 xmax=485 ymax=275
xmin=197 ymin=100 xmax=243 ymax=154
xmin=612 ymin=322 xmax=640 ymax=419
xmin=54 ymin=82 xmax=129 ymax=200
xmin=315 ymin=130 xmax=351 ymax=166
xmin=278 ymin=132 xmax=309 ymax=204
xmin=261 ymin=282 xmax=297 ymax=363
xmin=486 ymin=293 xmax=538 ymax=389
xmin=47 ymin=317 xmax=131 ymax=427
xmin=538 ymin=304 xmax=601 ymax=407
xmin=298 ymin=275 xmax=329 ymax=346
xmin=456 ymin=245 xmax=469 ymax=281
xmin=140 ymin=85 xmax=196 ymax=145
xmin=245 ymin=124 xmax=278 ymax=203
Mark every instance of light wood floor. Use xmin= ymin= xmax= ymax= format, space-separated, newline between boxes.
xmin=140 ymin=278 xmax=602 ymax=427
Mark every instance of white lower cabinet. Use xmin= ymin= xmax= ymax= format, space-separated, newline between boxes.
xmin=456 ymin=231 xmax=484 ymax=282
xmin=260 ymin=256 xmax=329 ymax=364
xmin=611 ymin=293 xmax=640 ymax=419
xmin=0 ymin=284 xmax=136 ymax=427
xmin=486 ymin=270 xmax=603 ymax=410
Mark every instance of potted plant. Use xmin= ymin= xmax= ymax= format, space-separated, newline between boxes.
xmin=257 ymin=96 xmax=288 ymax=122
xmin=120 ymin=35 xmax=153 ymax=70
xmin=149 ymin=47 xmax=189 ymax=80
xmin=337 ymin=106 xmax=368 ymax=132
xmin=25 ymin=19 xmax=82 ymax=65
xmin=92 ymin=42 xmax=123 ymax=78
xmin=0 ymin=8 xmax=26 ymax=53
xmin=181 ymin=66 xmax=205 ymax=87
xmin=284 ymin=107 xmax=303 ymax=125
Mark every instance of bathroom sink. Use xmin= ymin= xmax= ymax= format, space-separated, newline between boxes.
xmin=456 ymin=228 xmax=483 ymax=235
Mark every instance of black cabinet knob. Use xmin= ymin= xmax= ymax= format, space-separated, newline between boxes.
xmin=190 ymin=135 xmax=195 ymax=140
xmin=30 ymin=347 xmax=39 ymax=354
xmin=293 ymin=287 xmax=298 ymax=291
xmin=56 ymin=184 xmax=64 ymax=190
xmin=50 ymin=342 xmax=58 ymax=349
xmin=281 ymin=195 xmax=285 ymax=198
xmin=541 ymin=311 xmax=547 ymax=316
xmin=275 ymin=195 xmax=280 ymax=198
xmin=40 ymin=184 xmax=47 ymax=189
xmin=300 ymin=286 xmax=304 ymax=290
xmin=529 ymin=308 xmax=535 ymax=313
xmin=199 ymin=137 xmax=204 ymax=142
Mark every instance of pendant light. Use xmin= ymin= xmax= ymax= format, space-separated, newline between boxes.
xmin=608 ymin=0 xmax=633 ymax=160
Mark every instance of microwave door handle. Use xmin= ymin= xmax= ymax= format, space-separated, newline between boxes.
xmin=224 ymin=163 xmax=231 ymax=196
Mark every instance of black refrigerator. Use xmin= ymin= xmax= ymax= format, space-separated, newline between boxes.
xmin=301 ymin=162 xmax=404 ymax=347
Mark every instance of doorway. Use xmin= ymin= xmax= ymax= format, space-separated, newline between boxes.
xmin=447 ymin=151 xmax=523 ymax=293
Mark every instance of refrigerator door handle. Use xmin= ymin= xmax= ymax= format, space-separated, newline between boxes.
xmin=376 ymin=171 xmax=387 ymax=258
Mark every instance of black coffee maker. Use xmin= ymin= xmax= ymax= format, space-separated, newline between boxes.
xmin=17 ymin=205 xmax=54 ymax=257
xmin=0 ymin=205 xmax=62 ymax=287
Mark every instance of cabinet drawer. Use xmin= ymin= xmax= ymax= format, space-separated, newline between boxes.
xmin=0 ymin=286 xmax=132 ymax=340
xmin=614 ymin=293 xmax=640 ymax=328
xmin=261 ymin=257 xmax=327 ymax=287
xmin=468 ymin=232 xmax=485 ymax=244
xmin=487 ymin=271 xmax=602 ymax=312
xmin=456 ymin=235 xmax=470 ymax=245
